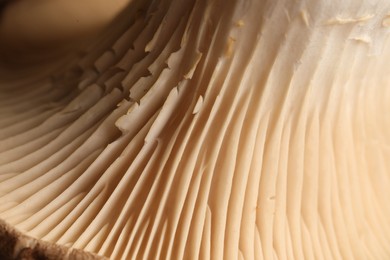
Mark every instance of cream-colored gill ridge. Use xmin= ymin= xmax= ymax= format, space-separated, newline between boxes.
xmin=1 ymin=0 xmax=390 ymax=259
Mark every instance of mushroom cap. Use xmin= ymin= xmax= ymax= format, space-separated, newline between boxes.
xmin=0 ymin=0 xmax=390 ymax=259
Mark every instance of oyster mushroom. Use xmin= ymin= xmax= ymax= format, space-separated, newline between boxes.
xmin=0 ymin=0 xmax=390 ymax=259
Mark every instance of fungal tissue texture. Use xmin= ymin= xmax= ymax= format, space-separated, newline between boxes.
xmin=0 ymin=0 xmax=390 ymax=259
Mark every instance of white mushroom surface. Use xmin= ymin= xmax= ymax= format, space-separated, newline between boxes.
xmin=1 ymin=0 xmax=390 ymax=259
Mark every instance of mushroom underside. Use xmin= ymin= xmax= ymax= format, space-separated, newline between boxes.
xmin=0 ymin=0 xmax=390 ymax=259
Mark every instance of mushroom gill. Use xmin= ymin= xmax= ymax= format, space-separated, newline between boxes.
xmin=0 ymin=0 xmax=390 ymax=259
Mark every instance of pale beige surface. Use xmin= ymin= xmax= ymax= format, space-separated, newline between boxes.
xmin=0 ymin=0 xmax=390 ymax=259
